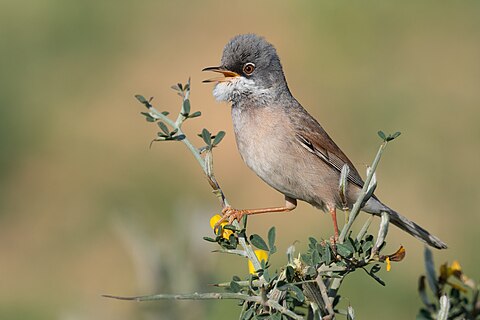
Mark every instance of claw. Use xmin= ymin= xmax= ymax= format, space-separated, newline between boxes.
xmin=221 ymin=206 xmax=247 ymax=226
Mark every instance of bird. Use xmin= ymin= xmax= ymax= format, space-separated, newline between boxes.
xmin=202 ymin=34 xmax=447 ymax=249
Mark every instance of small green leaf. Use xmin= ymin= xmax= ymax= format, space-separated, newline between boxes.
xmin=229 ymin=281 xmax=242 ymax=293
xmin=362 ymin=240 xmax=373 ymax=253
xmin=336 ymin=243 xmax=354 ymax=258
xmin=228 ymin=234 xmax=238 ymax=248
xmin=222 ymin=224 xmax=237 ymax=231
xmin=157 ymin=121 xmax=169 ymax=135
xmin=332 ymin=295 xmax=341 ymax=308
xmin=377 ymin=130 xmax=386 ymax=140
xmin=301 ymin=253 xmax=312 ymax=265
xmin=312 ymin=250 xmax=321 ymax=264
xmin=323 ymin=245 xmax=332 ymax=264
xmin=189 ymin=111 xmax=202 ymax=118
xmin=242 ymin=308 xmax=254 ymax=320
xmin=250 ymin=234 xmax=269 ymax=251
xmin=202 ymin=236 xmax=216 ymax=242
xmin=173 ymin=134 xmax=185 ymax=141
xmin=424 ymin=247 xmax=439 ymax=296
xmin=232 ymin=275 xmax=241 ymax=281
xmin=182 ymin=99 xmax=191 ymax=115
xmin=212 ymin=131 xmax=226 ymax=146
xmin=289 ymin=285 xmax=305 ymax=303
xmin=276 ymin=280 xmax=288 ymax=291
xmin=177 ymin=83 xmax=183 ymax=91
xmin=201 ymin=128 xmax=212 ymax=146
xmin=161 ymin=111 xmax=169 ymax=116
xmin=271 ymin=312 xmax=282 ymax=320
xmin=135 ymin=94 xmax=147 ymax=103
xmin=268 ymin=227 xmax=276 ymax=252
xmin=262 ymin=269 xmax=271 ymax=283
xmin=135 ymin=94 xmax=152 ymax=109
xmin=285 ymin=265 xmax=295 ymax=283
xmin=140 ymin=112 xmax=156 ymax=122
xmin=370 ymin=264 xmax=381 ymax=274
xmin=306 ymin=267 xmax=316 ymax=277
xmin=386 ymin=131 xmax=401 ymax=141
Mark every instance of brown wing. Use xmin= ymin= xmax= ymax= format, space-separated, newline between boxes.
xmin=290 ymin=106 xmax=365 ymax=188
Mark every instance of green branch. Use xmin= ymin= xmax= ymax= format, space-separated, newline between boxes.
xmin=136 ymin=80 xmax=263 ymax=274
xmin=102 ymin=292 xmax=259 ymax=302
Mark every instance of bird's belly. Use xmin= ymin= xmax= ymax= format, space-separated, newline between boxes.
xmin=232 ymin=106 xmax=332 ymax=207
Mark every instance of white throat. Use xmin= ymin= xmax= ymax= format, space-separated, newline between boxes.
xmin=212 ymin=77 xmax=270 ymax=104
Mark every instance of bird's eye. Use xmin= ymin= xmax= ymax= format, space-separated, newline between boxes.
xmin=243 ymin=63 xmax=255 ymax=75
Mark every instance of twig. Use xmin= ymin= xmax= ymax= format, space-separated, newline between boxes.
xmin=339 ymin=140 xmax=389 ymax=242
xmin=212 ymin=249 xmax=248 ymax=258
xmin=370 ymin=212 xmax=390 ymax=258
xmin=102 ymin=292 xmax=260 ymax=302
xmin=316 ymin=275 xmax=335 ymax=317
xmin=144 ymin=86 xmax=262 ymax=272
xmin=267 ymin=300 xmax=304 ymax=320
xmin=329 ymin=138 xmax=393 ymax=304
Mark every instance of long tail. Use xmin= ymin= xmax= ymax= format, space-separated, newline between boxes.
xmin=385 ymin=208 xmax=447 ymax=249
xmin=365 ymin=199 xmax=447 ymax=249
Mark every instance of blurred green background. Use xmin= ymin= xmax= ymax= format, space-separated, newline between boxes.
xmin=1 ymin=1 xmax=479 ymax=319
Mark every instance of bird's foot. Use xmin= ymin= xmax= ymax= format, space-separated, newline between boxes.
xmin=213 ymin=206 xmax=247 ymax=231
xmin=222 ymin=206 xmax=248 ymax=224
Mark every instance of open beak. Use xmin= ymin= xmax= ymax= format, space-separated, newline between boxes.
xmin=202 ymin=66 xmax=240 ymax=83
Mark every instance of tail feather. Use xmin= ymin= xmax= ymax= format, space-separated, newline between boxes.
xmin=385 ymin=208 xmax=447 ymax=249
xmin=364 ymin=199 xmax=447 ymax=249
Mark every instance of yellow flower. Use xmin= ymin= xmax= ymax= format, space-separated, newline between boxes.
xmin=450 ymin=260 xmax=462 ymax=275
xmin=382 ymin=246 xmax=406 ymax=272
xmin=248 ymin=250 xmax=269 ymax=274
xmin=440 ymin=260 xmax=462 ymax=280
xmin=209 ymin=214 xmax=233 ymax=240
xmin=439 ymin=260 xmax=473 ymax=292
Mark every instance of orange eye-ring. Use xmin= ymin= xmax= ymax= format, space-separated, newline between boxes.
xmin=243 ymin=63 xmax=255 ymax=75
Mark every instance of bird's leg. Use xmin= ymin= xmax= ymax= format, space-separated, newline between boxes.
xmin=329 ymin=207 xmax=339 ymax=239
xmin=215 ymin=197 xmax=297 ymax=229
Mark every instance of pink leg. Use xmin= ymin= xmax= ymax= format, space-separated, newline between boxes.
xmin=329 ymin=207 xmax=339 ymax=238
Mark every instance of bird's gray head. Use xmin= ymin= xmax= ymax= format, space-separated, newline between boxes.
xmin=203 ymin=34 xmax=288 ymax=104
